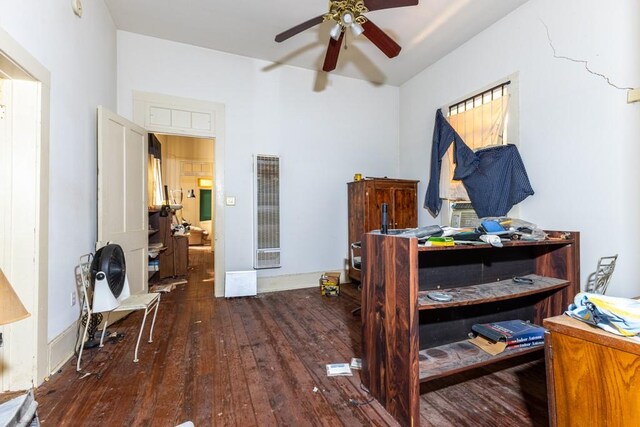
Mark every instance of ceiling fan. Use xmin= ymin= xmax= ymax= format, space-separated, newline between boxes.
xmin=275 ymin=0 xmax=419 ymax=72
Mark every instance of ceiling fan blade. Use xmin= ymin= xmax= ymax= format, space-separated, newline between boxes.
xmin=362 ymin=20 xmax=401 ymax=58
xmin=275 ymin=15 xmax=325 ymax=42
xmin=322 ymin=33 xmax=344 ymax=72
xmin=364 ymin=0 xmax=419 ymax=12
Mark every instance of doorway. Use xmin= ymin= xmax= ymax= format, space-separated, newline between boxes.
xmin=0 ymin=30 xmax=50 ymax=390
xmin=133 ymin=91 xmax=226 ymax=297
xmin=153 ymin=133 xmax=215 ymax=278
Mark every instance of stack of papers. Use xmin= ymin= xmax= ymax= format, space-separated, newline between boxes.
xmin=326 ymin=363 xmax=352 ymax=377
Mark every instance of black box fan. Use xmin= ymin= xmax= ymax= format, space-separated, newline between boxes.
xmin=90 ymin=243 xmax=130 ymax=313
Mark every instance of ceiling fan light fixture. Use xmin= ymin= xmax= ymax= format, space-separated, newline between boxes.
xmin=275 ymin=0 xmax=416 ymax=73
xmin=350 ymin=22 xmax=364 ymax=37
xmin=341 ymin=11 xmax=354 ymax=26
xmin=329 ymin=22 xmax=342 ymax=40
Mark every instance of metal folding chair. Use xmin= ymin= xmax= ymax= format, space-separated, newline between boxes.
xmin=76 ymin=254 xmax=161 ymax=371
xmin=585 ymin=254 xmax=618 ymax=295
xmin=351 ymin=242 xmax=362 ymax=316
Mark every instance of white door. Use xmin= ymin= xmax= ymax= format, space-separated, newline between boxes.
xmin=97 ymin=106 xmax=148 ymax=294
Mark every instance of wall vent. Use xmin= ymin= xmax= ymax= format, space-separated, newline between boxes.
xmin=254 ymin=155 xmax=281 ymax=269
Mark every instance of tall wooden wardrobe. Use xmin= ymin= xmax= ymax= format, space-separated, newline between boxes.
xmin=347 ymin=178 xmax=419 ymax=282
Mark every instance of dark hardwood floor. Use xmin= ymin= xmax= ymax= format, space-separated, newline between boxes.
xmin=34 ymin=247 xmax=548 ymax=426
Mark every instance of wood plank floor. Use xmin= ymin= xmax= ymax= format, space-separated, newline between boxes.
xmin=34 ymin=247 xmax=549 ymax=426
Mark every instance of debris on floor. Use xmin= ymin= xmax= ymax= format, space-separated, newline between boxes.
xmin=326 ymin=363 xmax=352 ymax=377
xmin=350 ymin=358 xmax=362 ymax=370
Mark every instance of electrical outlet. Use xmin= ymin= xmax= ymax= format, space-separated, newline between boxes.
xmin=71 ymin=291 xmax=77 ymax=306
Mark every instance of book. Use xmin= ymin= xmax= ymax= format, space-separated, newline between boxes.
xmin=469 ymin=334 xmax=544 ymax=356
xmin=471 ymin=319 xmax=546 ymax=346
xmin=426 ymin=236 xmax=455 ymax=247
xmin=506 ymin=340 xmax=544 ymax=350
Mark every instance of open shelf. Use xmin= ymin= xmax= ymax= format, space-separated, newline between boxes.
xmin=361 ymin=231 xmax=579 ymax=426
xmin=416 ymin=235 xmax=575 ymax=252
xmin=417 ymin=274 xmax=569 ymax=310
xmin=418 ymin=339 xmax=544 ymax=382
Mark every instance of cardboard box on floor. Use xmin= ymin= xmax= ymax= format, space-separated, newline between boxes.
xmin=320 ymin=272 xmax=341 ymax=296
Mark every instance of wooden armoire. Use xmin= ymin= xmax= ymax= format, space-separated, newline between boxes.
xmin=347 ymin=178 xmax=419 ymax=282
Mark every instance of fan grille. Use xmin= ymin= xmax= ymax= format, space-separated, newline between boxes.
xmin=91 ymin=244 xmax=127 ymax=298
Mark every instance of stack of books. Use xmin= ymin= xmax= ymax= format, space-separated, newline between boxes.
xmin=426 ymin=236 xmax=455 ymax=247
xmin=469 ymin=319 xmax=546 ymax=355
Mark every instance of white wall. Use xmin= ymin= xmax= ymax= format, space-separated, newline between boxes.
xmin=0 ymin=2 xmax=117 ymax=340
xmin=400 ymin=0 xmax=640 ymax=297
xmin=117 ymin=32 xmax=400 ymax=284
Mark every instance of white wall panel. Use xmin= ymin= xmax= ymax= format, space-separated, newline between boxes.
xmin=116 ymin=32 xmax=400 ymax=283
xmin=0 ymin=1 xmax=117 ymax=340
xmin=399 ymin=0 xmax=640 ymax=297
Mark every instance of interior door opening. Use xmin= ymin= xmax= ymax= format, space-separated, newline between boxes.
xmin=149 ymin=133 xmax=215 ymax=285
xmin=0 ymin=35 xmax=50 ymax=389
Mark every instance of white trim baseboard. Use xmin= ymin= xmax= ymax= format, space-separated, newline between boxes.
xmin=256 ymin=270 xmax=347 ymax=294
xmin=48 ymin=322 xmax=79 ymax=376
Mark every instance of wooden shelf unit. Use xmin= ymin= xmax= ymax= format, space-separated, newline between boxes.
xmin=148 ymin=208 xmax=188 ymax=282
xmin=360 ymin=231 xmax=580 ymax=427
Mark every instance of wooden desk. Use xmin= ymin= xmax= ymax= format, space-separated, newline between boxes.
xmin=544 ymin=315 xmax=640 ymax=426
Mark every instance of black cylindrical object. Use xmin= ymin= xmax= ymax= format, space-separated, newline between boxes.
xmin=381 ymin=203 xmax=388 ymax=234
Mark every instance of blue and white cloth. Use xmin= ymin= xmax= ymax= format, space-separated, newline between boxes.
xmin=457 ymin=144 xmax=534 ymax=218
xmin=424 ymin=110 xmax=478 ymax=216
xmin=424 ymin=110 xmax=534 ymax=218
xmin=566 ymin=292 xmax=640 ymax=338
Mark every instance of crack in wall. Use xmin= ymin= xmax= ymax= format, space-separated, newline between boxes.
xmin=541 ymin=19 xmax=633 ymax=91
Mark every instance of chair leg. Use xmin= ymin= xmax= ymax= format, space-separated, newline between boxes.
xmin=148 ymin=296 xmax=160 ymax=343
xmin=99 ymin=312 xmax=111 ymax=348
xmin=133 ymin=308 xmax=150 ymax=363
xmin=76 ymin=310 xmax=92 ymax=372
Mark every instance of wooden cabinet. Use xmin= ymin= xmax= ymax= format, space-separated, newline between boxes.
xmin=148 ymin=209 xmax=166 ymax=282
xmin=361 ymin=231 xmax=580 ymax=427
xmin=544 ymin=315 xmax=640 ymax=427
xmin=347 ymin=178 xmax=418 ymax=282
xmin=148 ymin=209 xmax=188 ymax=282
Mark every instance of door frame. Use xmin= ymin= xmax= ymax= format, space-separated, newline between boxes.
xmin=0 ymin=26 xmax=50 ymax=389
xmin=133 ymin=91 xmax=226 ymax=297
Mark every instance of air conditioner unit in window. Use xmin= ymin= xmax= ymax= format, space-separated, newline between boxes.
xmin=450 ymin=201 xmax=479 ymax=228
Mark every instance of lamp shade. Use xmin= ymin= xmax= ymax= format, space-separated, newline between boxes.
xmin=0 ymin=268 xmax=30 ymax=326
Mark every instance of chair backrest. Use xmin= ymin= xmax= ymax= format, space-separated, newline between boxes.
xmin=75 ymin=253 xmax=94 ymax=314
xmin=585 ymin=254 xmax=618 ymax=294
xmin=351 ymin=242 xmax=362 ymax=271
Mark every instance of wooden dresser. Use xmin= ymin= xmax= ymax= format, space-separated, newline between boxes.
xmin=544 ymin=314 xmax=640 ymax=427
xmin=347 ymin=178 xmax=418 ymax=282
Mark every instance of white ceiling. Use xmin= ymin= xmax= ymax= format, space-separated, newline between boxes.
xmin=104 ymin=0 xmax=528 ymax=86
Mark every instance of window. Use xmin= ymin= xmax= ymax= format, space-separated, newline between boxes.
xmin=440 ymin=79 xmax=514 ymax=201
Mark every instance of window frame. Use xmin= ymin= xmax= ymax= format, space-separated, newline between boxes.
xmin=438 ymin=73 xmax=520 ymax=225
